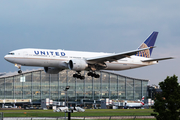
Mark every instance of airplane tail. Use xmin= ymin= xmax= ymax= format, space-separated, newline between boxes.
xmin=141 ymin=96 xmax=145 ymax=105
xmin=136 ymin=31 xmax=158 ymax=58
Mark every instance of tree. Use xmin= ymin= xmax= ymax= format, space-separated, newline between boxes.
xmin=152 ymin=75 xmax=180 ymax=120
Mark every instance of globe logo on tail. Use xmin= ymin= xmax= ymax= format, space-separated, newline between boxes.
xmin=136 ymin=43 xmax=150 ymax=58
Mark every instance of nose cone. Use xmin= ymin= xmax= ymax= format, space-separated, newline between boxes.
xmin=4 ymin=55 xmax=12 ymax=62
xmin=4 ymin=55 xmax=8 ymax=61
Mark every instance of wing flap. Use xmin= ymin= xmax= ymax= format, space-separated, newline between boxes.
xmin=142 ymin=57 xmax=174 ymax=62
xmin=87 ymin=47 xmax=154 ymax=63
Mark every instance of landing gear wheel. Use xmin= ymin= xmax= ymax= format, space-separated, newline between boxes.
xmin=73 ymin=72 xmax=85 ymax=80
xmin=80 ymin=76 xmax=85 ymax=80
xmin=91 ymin=73 xmax=95 ymax=77
xmin=94 ymin=74 xmax=100 ymax=78
xmin=87 ymin=72 xmax=100 ymax=78
xmin=77 ymin=74 xmax=81 ymax=79
xmin=18 ymin=70 xmax=22 ymax=74
xmin=87 ymin=72 xmax=93 ymax=76
xmin=73 ymin=74 xmax=78 ymax=78
xmin=15 ymin=64 xmax=22 ymax=74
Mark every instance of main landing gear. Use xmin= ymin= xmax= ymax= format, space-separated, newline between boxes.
xmin=73 ymin=71 xmax=100 ymax=80
xmin=87 ymin=72 xmax=100 ymax=78
xmin=73 ymin=72 xmax=85 ymax=80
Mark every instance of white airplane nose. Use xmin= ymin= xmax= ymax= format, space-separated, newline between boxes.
xmin=4 ymin=55 xmax=11 ymax=62
xmin=4 ymin=55 xmax=8 ymax=60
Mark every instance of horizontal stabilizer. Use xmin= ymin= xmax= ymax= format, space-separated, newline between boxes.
xmin=142 ymin=57 xmax=174 ymax=62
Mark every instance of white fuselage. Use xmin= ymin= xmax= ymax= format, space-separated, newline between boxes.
xmin=4 ymin=48 xmax=157 ymax=71
xmin=125 ymin=102 xmax=143 ymax=108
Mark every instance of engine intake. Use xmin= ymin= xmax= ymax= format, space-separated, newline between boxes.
xmin=68 ymin=59 xmax=88 ymax=71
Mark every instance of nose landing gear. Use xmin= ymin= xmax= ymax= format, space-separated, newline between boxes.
xmin=15 ymin=64 xmax=22 ymax=74
xmin=18 ymin=70 xmax=22 ymax=74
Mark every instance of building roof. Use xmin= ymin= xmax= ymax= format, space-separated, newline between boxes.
xmin=0 ymin=69 xmax=149 ymax=81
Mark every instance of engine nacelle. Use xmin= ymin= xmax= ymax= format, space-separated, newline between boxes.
xmin=68 ymin=59 xmax=88 ymax=71
xmin=44 ymin=67 xmax=63 ymax=74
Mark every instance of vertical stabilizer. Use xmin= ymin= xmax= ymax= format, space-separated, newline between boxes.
xmin=136 ymin=32 xmax=158 ymax=58
xmin=141 ymin=96 xmax=145 ymax=105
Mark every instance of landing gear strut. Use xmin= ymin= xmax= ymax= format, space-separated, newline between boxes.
xmin=87 ymin=72 xmax=100 ymax=78
xmin=73 ymin=72 xmax=85 ymax=80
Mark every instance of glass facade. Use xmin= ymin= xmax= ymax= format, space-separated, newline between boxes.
xmin=0 ymin=70 xmax=148 ymax=102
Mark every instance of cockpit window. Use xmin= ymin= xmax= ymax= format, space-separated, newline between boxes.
xmin=8 ymin=53 xmax=15 ymax=55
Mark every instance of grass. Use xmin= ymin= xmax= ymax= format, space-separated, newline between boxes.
xmin=0 ymin=109 xmax=155 ymax=117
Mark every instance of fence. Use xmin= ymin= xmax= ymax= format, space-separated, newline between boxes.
xmin=3 ymin=116 xmax=155 ymax=120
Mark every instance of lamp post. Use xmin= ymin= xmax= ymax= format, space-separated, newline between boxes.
xmin=64 ymin=86 xmax=70 ymax=120
xmin=64 ymin=86 xmax=70 ymax=107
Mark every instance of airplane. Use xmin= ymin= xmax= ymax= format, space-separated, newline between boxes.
xmin=54 ymin=106 xmax=85 ymax=112
xmin=124 ymin=96 xmax=145 ymax=109
xmin=71 ymin=106 xmax=85 ymax=112
xmin=4 ymin=31 xmax=173 ymax=80
xmin=54 ymin=107 xmax=68 ymax=112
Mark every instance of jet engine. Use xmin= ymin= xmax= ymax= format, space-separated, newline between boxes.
xmin=44 ymin=67 xmax=63 ymax=74
xmin=68 ymin=59 xmax=88 ymax=71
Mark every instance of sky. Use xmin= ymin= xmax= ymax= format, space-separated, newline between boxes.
xmin=0 ymin=0 xmax=180 ymax=85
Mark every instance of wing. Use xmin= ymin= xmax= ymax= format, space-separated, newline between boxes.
xmin=86 ymin=47 xmax=154 ymax=63
xmin=141 ymin=57 xmax=174 ymax=62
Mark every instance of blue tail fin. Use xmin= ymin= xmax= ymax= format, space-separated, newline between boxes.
xmin=136 ymin=31 xmax=158 ymax=58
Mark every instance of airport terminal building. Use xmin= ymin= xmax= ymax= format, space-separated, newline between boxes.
xmin=0 ymin=69 xmax=148 ymax=106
